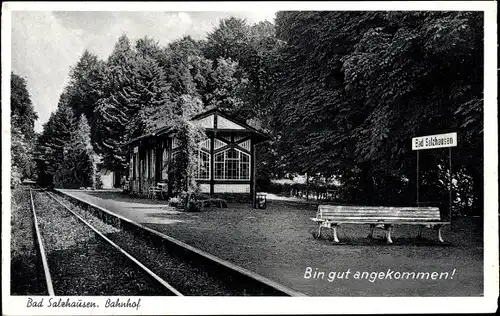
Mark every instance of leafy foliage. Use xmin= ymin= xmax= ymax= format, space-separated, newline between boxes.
xmin=54 ymin=115 xmax=97 ymax=188
xmin=274 ymin=11 xmax=483 ymax=212
xmin=169 ymin=95 xmax=206 ymax=195
xmin=35 ymin=97 xmax=75 ymax=186
xmin=11 ymin=72 xmax=38 ymax=185
xmin=67 ymin=51 xmax=106 ymax=143
xmin=93 ymin=35 xmax=138 ymax=171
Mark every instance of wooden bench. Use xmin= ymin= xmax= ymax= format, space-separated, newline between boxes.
xmin=311 ymin=205 xmax=450 ymax=244
xmin=148 ymin=182 xmax=168 ymax=199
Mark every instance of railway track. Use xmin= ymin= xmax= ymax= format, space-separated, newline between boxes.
xmin=30 ymin=189 xmax=180 ymax=296
xmin=10 ymin=186 xmax=48 ymax=295
xmin=29 ymin=188 xmax=54 ymax=295
xmin=50 ymin=189 xmax=305 ymax=296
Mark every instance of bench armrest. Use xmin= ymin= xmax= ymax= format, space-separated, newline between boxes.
xmin=311 ymin=218 xmax=326 ymax=222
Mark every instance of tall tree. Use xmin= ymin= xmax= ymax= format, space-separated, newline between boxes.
xmin=11 ymin=72 xmax=38 ymax=140
xmin=93 ymin=34 xmax=139 ymax=172
xmin=273 ymin=11 xmax=483 ymax=211
xmin=203 ymin=18 xmax=285 ymax=182
xmin=66 ymin=50 xmax=106 ymax=146
xmin=203 ymin=57 xmax=248 ymax=114
xmin=204 ymin=17 xmax=251 ymax=64
xmin=11 ymin=72 xmax=38 ymax=184
xmin=67 ymin=51 xmax=105 ymax=122
xmin=127 ymin=50 xmax=171 ymax=135
xmin=164 ymin=36 xmax=210 ymax=100
xmin=203 ymin=18 xmax=283 ymax=121
xmin=54 ymin=115 xmax=96 ymax=188
xmin=94 ymin=34 xmax=175 ymax=172
xmin=35 ymin=92 xmax=75 ymax=186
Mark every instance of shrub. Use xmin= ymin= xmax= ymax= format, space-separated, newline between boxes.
xmin=168 ymin=197 xmax=180 ymax=207
xmin=210 ymin=193 xmax=251 ymax=203
xmin=200 ymin=198 xmax=228 ymax=208
xmin=95 ymin=173 xmax=103 ymax=189
xmin=11 ymin=166 xmax=22 ymax=189
xmin=177 ymin=191 xmax=202 ymax=212
xmin=186 ymin=197 xmax=201 ymax=212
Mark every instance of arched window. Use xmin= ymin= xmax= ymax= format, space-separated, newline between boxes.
xmin=215 ymin=148 xmax=250 ymax=180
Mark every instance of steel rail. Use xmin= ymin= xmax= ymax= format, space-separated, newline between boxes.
xmin=44 ymin=191 xmax=183 ymax=296
xmin=29 ymin=189 xmax=55 ymax=295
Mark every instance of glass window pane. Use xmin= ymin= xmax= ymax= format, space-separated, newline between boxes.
xmin=215 ymin=152 xmax=224 ymax=162
xmin=197 ymin=151 xmax=210 ymax=180
xmin=215 ymin=163 xmax=224 ymax=179
xmin=225 ymin=158 xmax=237 ymax=179
xmin=227 ymin=148 xmax=237 ymax=159
xmin=215 ymin=152 xmax=224 ymax=180
xmin=241 ymin=161 xmax=249 ymax=179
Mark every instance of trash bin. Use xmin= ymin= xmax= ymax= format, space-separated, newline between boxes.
xmin=256 ymin=193 xmax=267 ymax=209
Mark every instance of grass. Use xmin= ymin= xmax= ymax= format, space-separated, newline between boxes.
xmin=10 ymin=187 xmax=47 ymax=295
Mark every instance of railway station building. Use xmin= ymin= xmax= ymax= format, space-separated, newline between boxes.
xmin=125 ymin=108 xmax=270 ymax=201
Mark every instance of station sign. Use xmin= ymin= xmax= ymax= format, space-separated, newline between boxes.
xmin=412 ymin=132 xmax=457 ymax=151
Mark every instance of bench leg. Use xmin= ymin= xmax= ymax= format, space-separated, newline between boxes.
xmin=315 ymin=224 xmax=323 ymax=239
xmin=436 ymin=225 xmax=444 ymax=243
xmin=417 ymin=225 xmax=424 ymax=239
xmin=368 ymin=224 xmax=375 ymax=239
xmin=332 ymin=225 xmax=340 ymax=243
xmin=386 ymin=225 xmax=394 ymax=244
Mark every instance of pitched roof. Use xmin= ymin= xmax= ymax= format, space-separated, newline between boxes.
xmin=124 ymin=108 xmax=270 ymax=147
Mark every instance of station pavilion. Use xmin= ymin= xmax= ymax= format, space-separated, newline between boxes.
xmin=125 ymin=108 xmax=270 ymax=201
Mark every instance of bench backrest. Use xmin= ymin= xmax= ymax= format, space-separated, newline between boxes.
xmin=316 ymin=205 xmax=442 ymax=222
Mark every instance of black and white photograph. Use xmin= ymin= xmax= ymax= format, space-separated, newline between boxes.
xmin=2 ymin=1 xmax=498 ymax=315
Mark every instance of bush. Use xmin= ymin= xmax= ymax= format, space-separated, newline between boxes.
xmin=262 ymin=181 xmax=340 ymax=200
xmin=186 ymin=198 xmax=201 ymax=212
xmin=200 ymin=198 xmax=228 ymax=208
xmin=168 ymin=197 xmax=180 ymax=207
xmin=11 ymin=166 xmax=22 ymax=189
xmin=95 ymin=173 xmax=103 ymax=189
xmin=210 ymin=193 xmax=251 ymax=203
xmin=177 ymin=191 xmax=202 ymax=212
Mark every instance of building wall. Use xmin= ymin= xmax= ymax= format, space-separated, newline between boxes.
xmin=214 ymin=184 xmax=250 ymax=193
xmin=198 ymin=183 xmax=211 ymax=193
xmin=127 ymin=111 xmax=260 ymax=199
xmin=99 ymin=169 xmax=114 ymax=189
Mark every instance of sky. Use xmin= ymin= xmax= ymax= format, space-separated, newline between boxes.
xmin=11 ymin=11 xmax=276 ymax=132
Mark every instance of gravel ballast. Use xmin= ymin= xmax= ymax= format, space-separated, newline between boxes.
xmin=32 ymin=191 xmax=171 ymax=296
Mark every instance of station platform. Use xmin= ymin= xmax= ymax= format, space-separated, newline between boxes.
xmin=59 ymin=189 xmax=483 ymax=297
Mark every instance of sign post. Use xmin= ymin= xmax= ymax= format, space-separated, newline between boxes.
xmin=412 ymin=132 xmax=457 ymax=226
